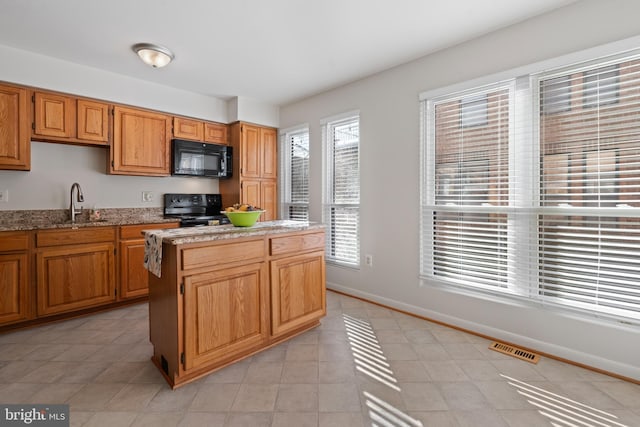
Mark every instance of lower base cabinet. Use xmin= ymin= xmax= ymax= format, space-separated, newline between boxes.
xmin=0 ymin=253 xmax=29 ymax=325
xmin=0 ymin=231 xmax=30 ymax=326
xmin=35 ymin=227 xmax=117 ymax=317
xmin=36 ymin=243 xmax=116 ymax=316
xmin=119 ymin=222 xmax=179 ymax=299
xmin=183 ymin=262 xmax=269 ymax=370
xmin=149 ymin=227 xmax=326 ymax=388
xmin=270 ymin=250 xmax=326 ymax=337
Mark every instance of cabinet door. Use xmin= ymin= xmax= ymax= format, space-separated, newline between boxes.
xmin=0 ymin=84 xmax=30 ymax=170
xmin=119 ymin=239 xmax=149 ymax=299
xmin=77 ymin=100 xmax=109 ymax=144
xmin=119 ymin=222 xmax=178 ymax=299
xmin=173 ymin=117 xmax=204 ymax=141
xmin=183 ymin=262 xmax=268 ymax=371
xmin=260 ymin=127 xmax=277 ymax=179
xmin=33 ymin=92 xmax=75 ymax=138
xmin=36 ymin=243 xmax=116 ymax=316
xmin=241 ymin=179 xmax=261 ymax=209
xmin=261 ymin=180 xmax=277 ymax=221
xmin=270 ymin=251 xmax=326 ymax=337
xmin=0 ymin=253 xmax=29 ymax=325
xmin=112 ymin=106 xmax=171 ymax=176
xmin=204 ymin=122 xmax=228 ymax=144
xmin=240 ymin=124 xmax=261 ymax=178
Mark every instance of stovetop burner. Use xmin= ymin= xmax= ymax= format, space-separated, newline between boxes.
xmin=163 ymin=193 xmax=229 ymax=227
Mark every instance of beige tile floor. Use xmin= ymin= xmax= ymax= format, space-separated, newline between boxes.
xmin=0 ymin=291 xmax=639 ymax=426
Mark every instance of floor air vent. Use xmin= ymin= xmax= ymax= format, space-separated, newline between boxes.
xmin=489 ymin=341 xmax=540 ymax=364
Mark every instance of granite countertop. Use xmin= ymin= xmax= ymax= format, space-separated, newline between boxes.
xmin=0 ymin=208 xmax=180 ymax=232
xmin=143 ymin=220 xmax=325 ymax=276
xmin=145 ymin=220 xmax=325 ymax=245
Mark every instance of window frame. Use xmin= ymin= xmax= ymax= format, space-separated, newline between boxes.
xmin=279 ymin=125 xmax=310 ymax=221
xmin=420 ymin=49 xmax=640 ymax=324
xmin=322 ymin=111 xmax=361 ymax=268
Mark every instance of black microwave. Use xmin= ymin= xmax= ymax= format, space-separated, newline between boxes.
xmin=172 ymin=139 xmax=232 ymax=178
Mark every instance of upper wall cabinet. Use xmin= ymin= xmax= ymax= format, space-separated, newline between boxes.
xmin=32 ymin=91 xmax=110 ymax=146
xmin=173 ymin=116 xmax=228 ymax=145
xmin=204 ymin=122 xmax=228 ymax=144
xmin=0 ymin=83 xmax=30 ymax=170
xmin=111 ymin=106 xmax=172 ymax=176
xmin=173 ymin=116 xmax=204 ymax=141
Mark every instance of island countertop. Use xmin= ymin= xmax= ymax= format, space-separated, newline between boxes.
xmin=144 ymin=220 xmax=325 ymax=246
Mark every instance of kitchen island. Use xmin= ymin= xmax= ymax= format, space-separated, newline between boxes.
xmin=145 ymin=220 xmax=326 ymax=388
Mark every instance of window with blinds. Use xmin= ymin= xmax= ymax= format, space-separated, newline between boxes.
xmin=280 ymin=127 xmax=309 ymax=221
xmin=323 ymin=114 xmax=360 ymax=266
xmin=538 ymin=57 xmax=640 ymax=320
xmin=425 ymin=84 xmax=511 ymax=290
xmin=421 ymin=50 xmax=640 ymax=322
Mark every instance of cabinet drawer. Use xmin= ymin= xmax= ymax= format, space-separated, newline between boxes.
xmin=0 ymin=231 xmax=29 ymax=251
xmin=36 ymin=227 xmax=116 ymax=247
xmin=120 ymin=222 xmax=179 ymax=240
xmin=182 ymin=238 xmax=265 ymax=270
xmin=270 ymin=232 xmax=325 ymax=256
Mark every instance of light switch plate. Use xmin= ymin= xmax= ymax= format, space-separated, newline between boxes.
xmin=0 ymin=189 xmax=8 ymax=203
xmin=141 ymin=191 xmax=153 ymax=202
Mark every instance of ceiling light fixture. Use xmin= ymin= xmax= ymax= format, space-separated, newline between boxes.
xmin=132 ymin=43 xmax=174 ymax=68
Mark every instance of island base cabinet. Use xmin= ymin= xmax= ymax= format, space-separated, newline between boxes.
xmin=183 ymin=263 xmax=269 ymax=371
xmin=270 ymin=251 xmax=326 ymax=337
xmin=36 ymin=244 xmax=116 ymax=316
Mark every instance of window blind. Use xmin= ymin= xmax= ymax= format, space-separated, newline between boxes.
xmin=425 ymin=84 xmax=512 ymax=290
xmin=281 ymin=128 xmax=309 ymax=221
xmin=538 ymin=57 xmax=640 ymax=319
xmin=421 ymin=50 xmax=640 ymax=322
xmin=324 ymin=115 xmax=360 ymax=266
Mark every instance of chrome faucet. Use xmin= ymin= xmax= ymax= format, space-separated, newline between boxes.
xmin=69 ymin=182 xmax=84 ymax=223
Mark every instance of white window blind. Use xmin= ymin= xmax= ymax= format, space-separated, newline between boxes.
xmin=537 ymin=57 xmax=640 ymax=320
xmin=421 ymin=50 xmax=640 ymax=322
xmin=424 ymin=84 xmax=512 ymax=290
xmin=324 ymin=114 xmax=360 ymax=266
xmin=280 ymin=127 xmax=309 ymax=221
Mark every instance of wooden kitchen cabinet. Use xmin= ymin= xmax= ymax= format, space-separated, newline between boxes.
xmin=204 ymin=122 xmax=228 ymax=144
xmin=183 ymin=262 xmax=269 ymax=371
xmin=35 ymin=227 xmax=116 ymax=316
xmin=148 ymin=225 xmax=325 ymax=388
xmin=0 ymin=83 xmax=30 ymax=170
xmin=33 ymin=91 xmax=109 ymax=145
xmin=118 ymin=222 xmax=178 ymax=300
xmin=173 ymin=116 xmax=204 ymax=141
xmin=0 ymin=231 xmax=31 ymax=326
xmin=33 ymin=91 xmax=75 ymax=139
xmin=220 ymin=122 xmax=278 ymax=219
xmin=76 ymin=99 xmax=109 ymax=143
xmin=269 ymin=231 xmax=326 ymax=337
xmin=173 ymin=116 xmax=228 ymax=145
xmin=111 ymin=106 xmax=172 ymax=176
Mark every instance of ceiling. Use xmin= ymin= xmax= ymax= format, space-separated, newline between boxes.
xmin=0 ymin=0 xmax=577 ymax=106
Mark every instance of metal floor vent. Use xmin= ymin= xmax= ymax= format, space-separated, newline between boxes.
xmin=489 ymin=341 xmax=540 ymax=364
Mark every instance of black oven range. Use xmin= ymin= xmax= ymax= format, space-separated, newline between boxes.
xmin=163 ymin=193 xmax=230 ymax=227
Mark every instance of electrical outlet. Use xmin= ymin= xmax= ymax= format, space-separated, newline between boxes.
xmin=141 ymin=191 xmax=153 ymax=202
xmin=0 ymin=189 xmax=8 ymax=203
xmin=365 ymin=254 xmax=373 ymax=267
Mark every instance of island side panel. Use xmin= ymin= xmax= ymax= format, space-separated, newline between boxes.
xmin=148 ymin=242 xmax=181 ymax=386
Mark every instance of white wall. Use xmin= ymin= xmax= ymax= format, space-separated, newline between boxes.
xmin=0 ymin=142 xmax=218 ymax=209
xmin=0 ymin=45 xmax=276 ymax=210
xmin=280 ymin=0 xmax=640 ymax=380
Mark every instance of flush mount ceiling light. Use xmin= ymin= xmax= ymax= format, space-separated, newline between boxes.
xmin=132 ymin=43 xmax=174 ymax=68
